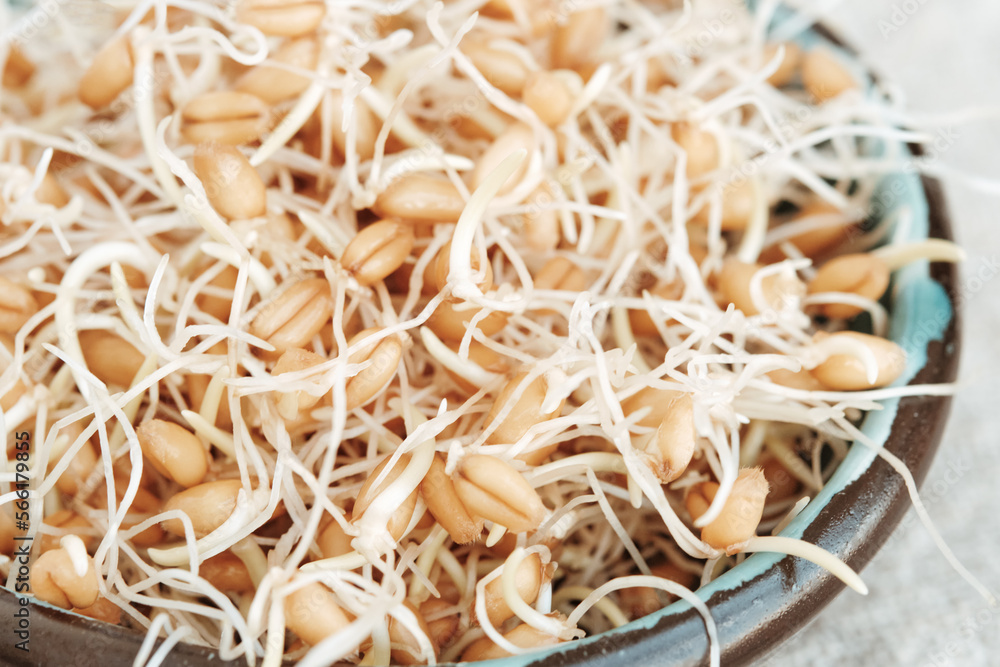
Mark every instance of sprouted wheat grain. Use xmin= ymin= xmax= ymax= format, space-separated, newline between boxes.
xmin=0 ymin=0 xmax=987 ymax=665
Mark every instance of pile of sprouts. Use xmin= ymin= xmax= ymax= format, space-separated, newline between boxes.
xmin=0 ymin=0 xmax=988 ymax=665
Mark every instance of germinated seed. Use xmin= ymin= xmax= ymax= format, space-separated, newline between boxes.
xmin=237 ymin=0 xmax=326 ymax=37
xmin=78 ymin=330 xmax=144 ymax=388
xmin=236 ymin=37 xmax=318 ymax=104
xmin=802 ymin=48 xmax=857 ymax=103
xmin=421 ymin=453 xmax=483 ymax=544
xmin=341 ymin=219 xmax=415 ymax=287
xmin=0 ymin=276 xmax=39 ymax=334
xmin=181 ymin=91 xmax=271 ymax=146
xmin=523 ymin=70 xmax=575 ymax=127
xmin=344 ymin=328 xmax=403 ymax=410
xmin=808 ymin=253 xmax=890 ymax=319
xmin=284 ymin=581 xmax=353 ymax=646
xmin=136 ymin=419 xmax=210 ymax=488
xmin=249 ymin=278 xmax=333 ymax=356
xmin=30 ymin=545 xmax=100 ymax=610
xmin=453 ymin=454 xmax=547 ymax=533
xmin=462 ymin=617 xmax=564 ymax=660
xmin=162 ymin=479 xmax=243 ymax=537
xmin=480 ymin=551 xmax=544 ymax=627
xmin=193 ymin=143 xmax=268 ymax=220
xmin=78 ymin=38 xmax=133 ymax=109
xmin=373 ymin=173 xmax=466 ymax=223
xmin=352 ymin=454 xmax=417 ymax=541
xmin=809 ymin=331 xmax=906 ymax=391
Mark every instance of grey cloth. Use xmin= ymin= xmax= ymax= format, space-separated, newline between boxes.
xmin=764 ymin=1 xmax=1000 ymax=665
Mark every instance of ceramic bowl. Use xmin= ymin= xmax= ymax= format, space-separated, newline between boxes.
xmin=0 ymin=17 xmax=960 ymax=667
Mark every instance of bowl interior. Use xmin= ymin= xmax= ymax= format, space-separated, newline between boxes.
xmin=0 ymin=5 xmax=958 ymax=667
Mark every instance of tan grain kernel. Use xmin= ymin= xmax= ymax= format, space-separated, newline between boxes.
xmin=551 ymin=7 xmax=608 ymax=70
xmin=341 ymin=219 xmax=415 ymax=287
xmin=809 ymin=331 xmax=906 ymax=391
xmin=766 ymin=366 xmax=826 ymax=391
xmin=344 ymin=328 xmax=403 ymax=410
xmin=51 ymin=435 xmax=97 ymax=496
xmin=807 ymin=253 xmax=890 ymax=319
xmin=445 ymin=339 xmax=510 ymax=394
xmin=763 ymin=41 xmax=802 ymax=88
xmin=30 ymin=546 xmax=100 ymax=610
xmin=196 ymin=265 xmax=240 ymax=322
xmin=250 ymin=278 xmax=333 ymax=356
xmin=284 ymin=582 xmax=353 ymax=646
xmin=533 ymin=256 xmax=587 ymax=293
xmin=426 ymin=300 xmax=510 ymax=341
xmin=235 ymin=37 xmax=318 ymax=104
xmin=480 ymin=0 xmax=547 ymax=33
xmin=699 ymin=468 xmax=769 ymax=554
xmin=644 ymin=54 xmax=678 ymax=91
xmin=672 ymin=122 xmax=720 ymax=179
xmin=237 ymin=0 xmax=326 ymax=37
xmin=463 ymin=40 xmax=531 ymax=96
xmin=388 ymin=600 xmax=436 ymax=665
xmin=136 ymin=419 xmax=210 ymax=488
xmin=471 ymin=122 xmax=533 ymax=195
xmin=484 ymin=373 xmax=565 ymax=464
xmin=374 ymin=173 xmax=466 ymax=223
xmin=617 ymin=563 xmax=698 ymax=619
xmin=181 ymin=91 xmax=271 ymax=146
xmin=480 ymin=551 xmax=544 ymax=628
xmin=453 ymin=454 xmax=546 ymax=533
xmin=162 ymin=479 xmax=243 ymax=537
xmin=37 ymin=173 xmax=70 ymax=208
xmin=462 ymin=617 xmax=564 ymax=660
xmin=692 ymin=178 xmax=756 ymax=230
xmin=186 ymin=371 xmax=233 ymax=429
xmin=421 ymin=598 xmax=460 ymax=651
xmin=0 ymin=510 xmax=14 ymax=555
xmin=259 ymin=211 xmax=299 ymax=266
xmin=523 ymin=70 xmax=576 ymax=127
xmin=90 ymin=478 xmax=161 ymax=518
xmin=0 ymin=276 xmax=39 ymax=334
xmin=79 ymin=330 xmax=144 ymax=388
xmin=79 ymin=38 xmax=134 ymax=109
xmin=802 ymin=48 xmax=857 ymax=103
xmin=761 ymin=201 xmax=852 ymax=262
xmin=317 ymin=518 xmax=353 ymax=559
xmin=3 ymin=44 xmax=35 ymax=88
xmin=421 ymin=453 xmax=483 ymax=544
xmin=521 ymin=183 xmax=561 ymax=251
xmin=716 ymin=258 xmax=804 ymax=317
xmin=193 ymin=143 xmax=267 ymax=220
xmin=352 ymin=454 xmax=417 ymax=542
xmin=640 ymin=393 xmax=696 ymax=483
xmin=200 ymin=551 xmax=254 ymax=593
xmin=622 ymin=387 xmax=683 ymax=428
xmin=628 ymin=279 xmax=684 ymax=337
xmin=684 ymin=480 xmax=717 ymax=524
xmin=273 ymin=347 xmax=327 ymax=420
xmin=326 ymin=90 xmax=379 ymax=162
xmin=125 ymin=515 xmax=165 ymax=548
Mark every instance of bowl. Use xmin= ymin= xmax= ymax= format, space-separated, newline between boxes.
xmin=0 ymin=17 xmax=960 ymax=667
